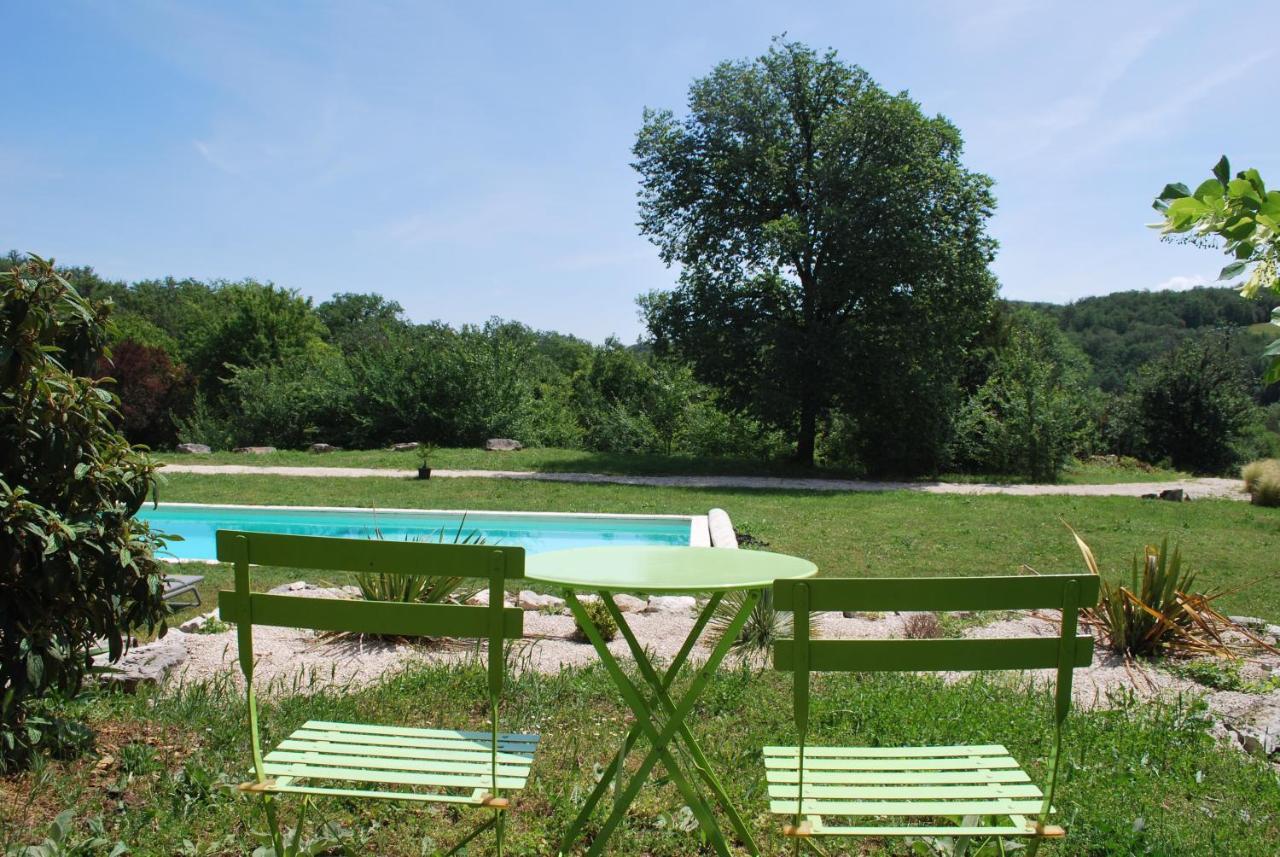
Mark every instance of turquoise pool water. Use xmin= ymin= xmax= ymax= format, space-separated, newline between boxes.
xmin=138 ymin=504 xmax=694 ymax=560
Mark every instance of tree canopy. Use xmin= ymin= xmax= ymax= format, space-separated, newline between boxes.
xmin=634 ymin=38 xmax=997 ymax=469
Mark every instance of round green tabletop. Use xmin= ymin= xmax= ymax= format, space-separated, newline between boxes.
xmin=526 ymin=545 xmax=817 ymax=594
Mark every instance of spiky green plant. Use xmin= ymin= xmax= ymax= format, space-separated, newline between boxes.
xmin=1069 ymin=527 xmax=1277 ymax=660
xmin=707 ymin=589 xmax=802 ymax=662
xmin=354 ymin=515 xmax=486 ymax=607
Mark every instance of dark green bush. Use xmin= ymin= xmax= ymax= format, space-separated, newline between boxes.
xmin=0 ymin=254 xmax=168 ymax=765
xmin=1118 ymin=332 xmax=1256 ymax=474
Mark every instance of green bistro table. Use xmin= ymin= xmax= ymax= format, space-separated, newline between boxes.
xmin=527 ymin=546 xmax=818 ymax=857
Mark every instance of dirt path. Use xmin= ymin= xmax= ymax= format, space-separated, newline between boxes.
xmin=160 ymin=463 xmax=1247 ymax=499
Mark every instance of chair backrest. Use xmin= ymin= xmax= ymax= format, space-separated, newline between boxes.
xmin=215 ymin=530 xmax=526 ymax=791
xmin=772 ymin=574 xmax=1099 ymax=824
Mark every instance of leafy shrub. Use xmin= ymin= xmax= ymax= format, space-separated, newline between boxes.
xmin=0 ymin=255 xmax=168 ymax=766
xmin=98 ymin=340 xmax=194 ymax=448
xmin=571 ymin=599 xmax=618 ymax=643
xmin=222 ymin=349 xmax=353 ymax=448
xmin=173 ymin=392 xmax=235 ymax=451
xmin=949 ymin=309 xmax=1093 ymax=481
xmin=1117 ymin=332 xmax=1256 ymax=474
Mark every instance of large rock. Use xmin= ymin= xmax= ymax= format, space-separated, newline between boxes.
xmin=1221 ymin=697 xmax=1280 ymax=759
xmin=612 ymin=594 xmax=648 ymax=613
xmin=233 ymin=446 xmax=277 ymax=455
xmin=467 ymin=589 xmax=514 ymax=607
xmin=99 ymin=631 xmax=188 ymax=691
xmin=175 ymin=443 xmax=211 ymax=455
xmin=309 ymin=443 xmax=339 ymax=454
xmin=645 ymin=595 xmax=696 ymax=615
xmin=485 ymin=438 xmax=524 ymax=452
xmin=518 ymin=590 xmax=565 ymax=611
xmin=391 ymin=442 xmax=420 ymax=452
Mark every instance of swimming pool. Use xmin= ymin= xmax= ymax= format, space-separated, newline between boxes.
xmin=138 ymin=503 xmax=706 ymax=561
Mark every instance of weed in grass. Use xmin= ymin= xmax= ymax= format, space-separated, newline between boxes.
xmin=903 ymin=611 xmax=942 ymax=639
xmin=3 ymin=809 xmax=128 ymax=857
xmin=1167 ymin=658 xmax=1280 ymax=693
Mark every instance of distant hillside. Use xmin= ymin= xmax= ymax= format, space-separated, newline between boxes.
xmin=1014 ymin=287 xmax=1278 ymax=391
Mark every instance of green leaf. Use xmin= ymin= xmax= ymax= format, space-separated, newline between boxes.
xmin=1242 ymin=167 xmax=1266 ymax=197
xmin=1221 ymin=216 xmax=1256 ymax=241
xmin=1158 ymin=182 xmax=1190 ymax=200
xmin=1194 ymin=178 xmax=1224 ymax=201
xmin=1228 ymin=176 xmax=1259 ymax=205
xmin=1213 ymin=155 xmax=1231 ymax=186
xmin=1219 ymin=260 xmax=1249 ymax=281
xmin=26 ymin=652 xmax=44 ymax=688
xmin=1261 ymin=191 xmax=1280 ymax=219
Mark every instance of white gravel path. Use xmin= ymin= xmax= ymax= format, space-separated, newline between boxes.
xmin=160 ymin=463 xmax=1247 ymax=499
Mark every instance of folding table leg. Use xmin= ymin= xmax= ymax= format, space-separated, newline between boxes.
xmin=577 ymin=590 xmax=760 ymax=857
xmin=602 ymin=593 xmax=762 ymax=856
xmin=556 ymin=592 xmax=721 ymax=855
xmin=560 ymin=592 xmax=732 ymax=857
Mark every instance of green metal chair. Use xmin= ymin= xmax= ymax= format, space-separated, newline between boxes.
xmin=765 ymin=574 xmax=1099 ymax=856
xmin=215 ymin=530 xmax=538 ymax=856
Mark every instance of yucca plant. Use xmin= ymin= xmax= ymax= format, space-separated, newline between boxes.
xmin=1069 ymin=526 xmax=1277 ymax=660
xmin=707 ymin=589 xmax=808 ymax=662
xmin=354 ymin=516 xmax=487 ymax=607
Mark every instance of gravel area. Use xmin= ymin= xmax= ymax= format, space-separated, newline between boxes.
xmin=159 ymin=463 xmax=1247 ymax=499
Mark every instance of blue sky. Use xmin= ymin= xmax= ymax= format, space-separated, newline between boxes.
xmin=4 ymin=1 xmax=1278 ymax=342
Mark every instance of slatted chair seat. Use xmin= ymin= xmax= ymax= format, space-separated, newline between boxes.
xmin=765 ymin=574 xmax=1098 ymax=856
xmin=216 ymin=531 xmax=534 ymax=856
xmin=764 ymin=743 xmax=1060 ymax=839
xmin=251 ymin=720 xmax=540 ymax=805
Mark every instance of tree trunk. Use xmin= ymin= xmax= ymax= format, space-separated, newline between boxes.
xmin=796 ymin=397 xmax=817 ymax=467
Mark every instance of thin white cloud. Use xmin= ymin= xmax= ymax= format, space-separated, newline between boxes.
xmin=1152 ymin=274 xmax=1208 ymax=291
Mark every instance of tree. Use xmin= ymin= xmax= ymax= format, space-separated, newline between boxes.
xmin=316 ymin=292 xmax=405 ymax=346
xmin=950 ymin=310 xmax=1093 ymax=481
xmin=1154 ymin=157 xmax=1280 ymax=379
xmin=1121 ymin=333 xmax=1256 ymax=474
xmin=1 ymin=255 xmax=167 ymax=763
xmin=635 ymin=38 xmax=997 ymax=468
xmin=189 ymin=281 xmax=328 ymax=394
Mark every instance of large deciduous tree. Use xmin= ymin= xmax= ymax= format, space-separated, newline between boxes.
xmin=634 ymin=39 xmax=997 ymax=470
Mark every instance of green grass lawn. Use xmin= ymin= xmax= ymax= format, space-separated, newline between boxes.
xmin=4 ymin=661 xmax=1275 ymax=855
xmin=152 ymin=447 xmax=1193 ymax=484
xmin=158 ymin=472 xmax=1280 ymax=621
xmin=6 ymin=473 xmax=1277 ymax=855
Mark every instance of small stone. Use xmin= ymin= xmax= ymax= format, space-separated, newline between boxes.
xmin=1228 ymin=616 xmax=1268 ymax=630
xmin=485 ymin=438 xmax=524 ymax=452
xmin=1159 ymin=488 xmax=1187 ymax=502
xmin=391 ymin=442 xmax=420 ymax=452
xmin=178 ymin=611 xmax=220 ymax=633
xmin=612 ymin=594 xmax=647 ymax=613
xmin=645 ymin=595 xmax=696 ymax=615
xmin=309 ymin=443 xmax=339 ymax=454
xmin=518 ymin=590 xmax=565 ymax=611
xmin=175 ymin=443 xmax=211 ymax=455
xmin=233 ymin=446 xmax=277 ymax=455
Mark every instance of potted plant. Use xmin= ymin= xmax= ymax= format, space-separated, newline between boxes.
xmin=416 ymin=444 xmax=435 ymax=480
